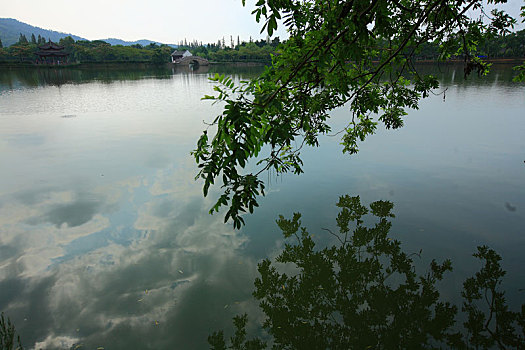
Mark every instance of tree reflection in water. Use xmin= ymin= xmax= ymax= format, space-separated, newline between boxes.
xmin=209 ymin=195 xmax=525 ymax=349
xmin=0 ymin=312 xmax=23 ymax=350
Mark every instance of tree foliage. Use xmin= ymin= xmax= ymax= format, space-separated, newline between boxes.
xmin=209 ymin=195 xmax=525 ymax=349
xmin=514 ymin=5 xmax=525 ymax=82
xmin=0 ymin=312 xmax=23 ymax=350
xmin=193 ymin=0 xmax=521 ymax=228
xmin=176 ymin=38 xmax=280 ymax=63
xmin=0 ymin=36 xmax=174 ymax=64
xmin=17 ymin=34 xmax=28 ymax=45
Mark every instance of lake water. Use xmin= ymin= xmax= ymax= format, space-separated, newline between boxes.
xmin=0 ymin=64 xmax=524 ymax=349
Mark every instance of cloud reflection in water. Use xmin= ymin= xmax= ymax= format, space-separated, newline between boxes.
xmin=0 ymin=164 xmax=260 ymax=349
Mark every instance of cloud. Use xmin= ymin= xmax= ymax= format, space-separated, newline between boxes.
xmin=33 ymin=335 xmax=80 ymax=350
xmin=20 ymin=198 xmax=258 ymax=349
xmin=42 ymin=199 xmax=102 ymax=228
xmin=0 ymin=188 xmax=115 ymax=279
xmin=0 ymin=168 xmax=261 ymax=349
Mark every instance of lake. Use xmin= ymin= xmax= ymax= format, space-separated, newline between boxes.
xmin=0 ymin=64 xmax=524 ymax=349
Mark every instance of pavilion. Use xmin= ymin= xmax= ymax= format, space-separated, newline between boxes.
xmin=35 ymin=42 xmax=69 ymax=65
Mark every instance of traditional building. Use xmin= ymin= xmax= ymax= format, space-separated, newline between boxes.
xmin=35 ymin=42 xmax=69 ymax=65
xmin=171 ymin=50 xmax=192 ymax=63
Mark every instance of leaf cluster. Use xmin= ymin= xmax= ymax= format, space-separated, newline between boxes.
xmin=462 ymin=246 xmax=525 ymax=348
xmin=195 ymin=0 xmax=518 ymax=226
xmin=0 ymin=313 xmax=23 ymax=350
xmin=253 ymin=195 xmax=459 ymax=349
xmin=209 ymin=314 xmax=266 ymax=350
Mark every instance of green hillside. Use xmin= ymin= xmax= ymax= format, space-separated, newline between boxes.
xmin=0 ymin=18 xmax=177 ymax=48
xmin=0 ymin=18 xmax=86 ymax=47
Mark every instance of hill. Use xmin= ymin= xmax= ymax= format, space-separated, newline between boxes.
xmin=0 ymin=18 xmax=177 ymax=48
xmin=0 ymin=18 xmax=86 ymax=47
xmin=99 ymin=38 xmax=177 ymax=48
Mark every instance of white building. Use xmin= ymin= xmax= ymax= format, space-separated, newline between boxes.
xmin=171 ymin=50 xmax=193 ymax=62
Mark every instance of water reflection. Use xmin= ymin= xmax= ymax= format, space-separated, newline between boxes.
xmin=412 ymin=62 xmax=521 ymax=86
xmin=0 ymin=67 xmax=167 ymax=89
xmin=0 ymin=170 xmax=259 ymax=349
xmin=0 ymin=82 xmax=264 ymax=347
xmin=0 ymin=65 xmax=265 ymax=91
xmin=0 ymin=64 xmax=524 ymax=349
xmin=212 ymin=196 xmax=525 ymax=349
xmin=7 ymin=62 xmax=514 ymax=92
xmin=0 ymin=63 xmax=517 ymax=94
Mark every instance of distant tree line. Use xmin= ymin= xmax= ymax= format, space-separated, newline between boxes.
xmin=0 ymin=33 xmax=279 ymax=64
xmin=413 ymin=29 xmax=525 ymax=60
xmin=177 ymin=36 xmax=281 ymax=63
xmin=0 ymin=34 xmax=173 ymax=64
xmin=0 ymin=30 xmax=523 ymax=65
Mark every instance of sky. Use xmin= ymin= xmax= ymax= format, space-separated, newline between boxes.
xmin=1 ymin=0 xmax=523 ymax=44
xmin=0 ymin=0 xmax=288 ymax=44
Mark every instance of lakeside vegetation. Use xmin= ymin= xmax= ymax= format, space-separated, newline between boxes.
xmin=0 ymin=35 xmax=174 ymax=65
xmin=0 ymin=34 xmax=281 ymax=65
xmin=0 ymin=29 xmax=524 ymax=66
xmin=180 ymin=36 xmax=281 ymax=63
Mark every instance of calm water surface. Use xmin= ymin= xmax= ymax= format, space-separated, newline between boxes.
xmin=0 ymin=64 xmax=524 ymax=349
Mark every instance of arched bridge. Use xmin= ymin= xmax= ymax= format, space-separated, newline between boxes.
xmin=174 ymin=56 xmax=209 ymax=66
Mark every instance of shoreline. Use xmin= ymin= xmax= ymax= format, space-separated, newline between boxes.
xmin=0 ymin=58 xmax=522 ymax=69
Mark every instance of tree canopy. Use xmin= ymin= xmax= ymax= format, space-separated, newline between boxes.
xmin=193 ymin=0 xmax=522 ymax=228
xmin=0 ymin=312 xmax=22 ymax=350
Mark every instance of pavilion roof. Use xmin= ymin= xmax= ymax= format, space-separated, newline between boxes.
xmin=38 ymin=42 xmax=65 ymax=50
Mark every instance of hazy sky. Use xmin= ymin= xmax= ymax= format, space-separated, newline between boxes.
xmin=1 ymin=0 xmax=288 ymax=44
xmin=1 ymin=0 xmax=523 ymax=44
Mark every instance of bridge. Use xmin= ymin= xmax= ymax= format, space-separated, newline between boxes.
xmin=173 ymin=56 xmax=209 ymax=66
